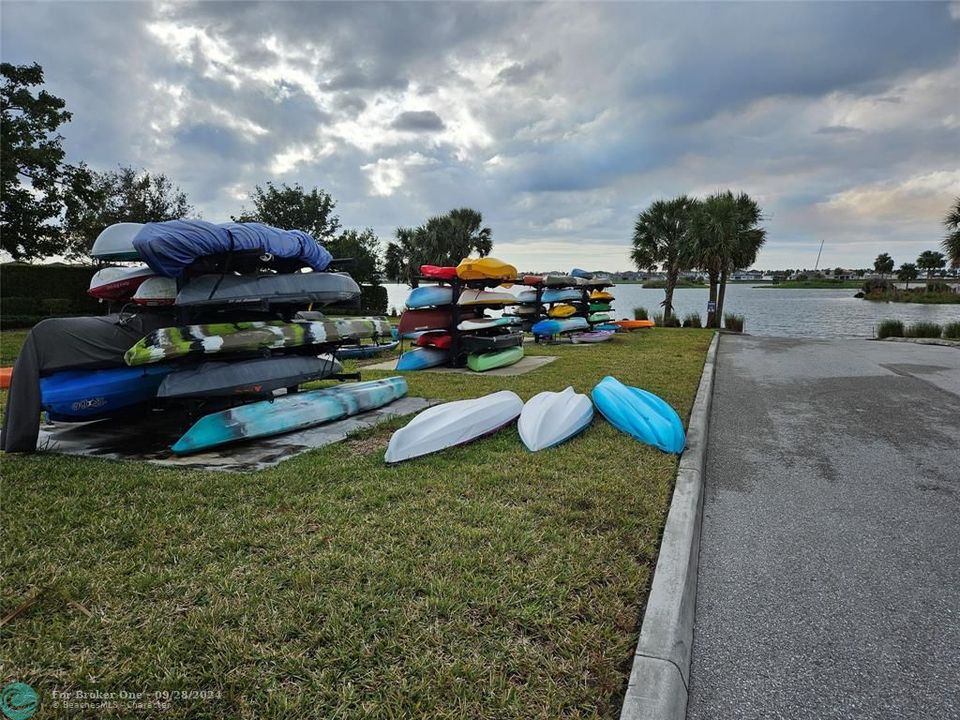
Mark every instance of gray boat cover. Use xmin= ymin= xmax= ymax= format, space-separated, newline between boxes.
xmin=176 ymin=271 xmax=360 ymax=307
xmin=157 ymin=356 xmax=343 ymax=399
xmin=2 ymin=313 xmax=175 ymax=453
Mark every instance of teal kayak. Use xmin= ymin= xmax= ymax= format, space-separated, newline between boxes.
xmin=590 ymin=376 xmax=685 ymax=454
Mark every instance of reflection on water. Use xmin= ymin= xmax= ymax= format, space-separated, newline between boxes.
xmin=381 ymin=283 xmax=960 ymax=339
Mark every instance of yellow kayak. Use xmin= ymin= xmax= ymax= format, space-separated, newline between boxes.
xmin=457 ymin=257 xmax=518 ymax=282
xmin=548 ymin=304 xmax=577 ymax=318
xmin=590 ymin=290 xmax=614 ymax=301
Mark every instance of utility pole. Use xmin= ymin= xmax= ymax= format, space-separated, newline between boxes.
xmin=814 ymin=238 xmax=825 ymax=271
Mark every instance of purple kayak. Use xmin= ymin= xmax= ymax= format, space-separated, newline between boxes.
xmin=570 ymin=331 xmax=614 ymax=344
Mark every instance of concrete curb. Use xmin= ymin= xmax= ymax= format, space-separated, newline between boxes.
xmin=877 ymin=337 xmax=960 ymax=348
xmin=619 ymin=331 xmax=719 ymax=720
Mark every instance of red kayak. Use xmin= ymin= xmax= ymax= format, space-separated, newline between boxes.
xmin=420 ymin=265 xmax=458 ymax=280
xmin=415 ymin=331 xmax=452 ymax=350
xmin=398 ymin=307 xmax=453 ymax=334
xmin=523 ymin=275 xmax=543 ymax=285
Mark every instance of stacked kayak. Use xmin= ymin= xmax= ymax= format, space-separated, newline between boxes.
xmin=522 ymin=270 xmax=617 ymax=341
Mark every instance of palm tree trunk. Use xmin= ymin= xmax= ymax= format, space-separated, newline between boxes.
xmin=707 ymin=270 xmax=719 ymax=328
xmin=664 ymin=268 xmax=679 ymax=319
xmin=716 ymin=268 xmax=728 ymax=327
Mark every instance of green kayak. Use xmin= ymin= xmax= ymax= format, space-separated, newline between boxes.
xmin=589 ymin=302 xmax=611 ymax=312
xmin=588 ymin=312 xmax=612 ymax=323
xmin=467 ymin=345 xmax=524 ymax=373
xmin=125 ymin=317 xmax=392 ymax=366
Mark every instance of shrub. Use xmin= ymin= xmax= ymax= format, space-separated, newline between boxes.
xmin=723 ymin=313 xmax=745 ymax=332
xmin=682 ymin=312 xmax=702 ymax=328
xmin=40 ymin=298 xmax=75 ymax=314
xmin=1 ymin=297 xmax=37 ymax=315
xmin=876 ymin=319 xmax=904 ymax=339
xmin=652 ymin=312 xmax=663 ymax=326
xmin=633 ymin=306 xmax=648 ymax=320
xmin=943 ymin=321 xmax=960 ymax=340
xmin=924 ymin=281 xmax=952 ymax=294
xmin=905 ymin=322 xmax=943 ymax=338
xmin=661 ymin=314 xmax=681 ymax=328
xmin=862 ymin=278 xmax=893 ymax=294
xmin=877 ymin=320 xmax=903 ymax=340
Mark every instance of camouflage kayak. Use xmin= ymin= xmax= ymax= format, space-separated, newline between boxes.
xmin=125 ymin=317 xmax=392 ymax=366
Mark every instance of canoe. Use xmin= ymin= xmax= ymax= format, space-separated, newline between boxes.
xmin=396 ymin=348 xmax=448 ymax=370
xmin=616 ymin=319 xmax=655 ymax=330
xmin=384 ymin=390 xmax=523 ymax=463
xmin=542 ymin=288 xmax=582 ymax=303
xmin=175 ymin=272 xmax=360 ymax=308
xmin=0 ymin=366 xmax=11 ymax=389
xmin=456 ymin=257 xmax=517 ymax=282
xmin=406 ymin=285 xmax=454 ymax=308
xmin=589 ymin=302 xmax=611 ymax=312
xmin=457 ymin=317 xmax=520 ymax=332
xmin=125 ymin=317 xmax=393 ymax=366
xmin=570 ymin=268 xmax=594 ymax=279
xmin=336 ymin=341 xmax=400 ymax=359
xmin=589 ymin=312 xmax=612 ymax=323
xmin=457 ymin=289 xmax=519 ymax=306
xmin=41 ymin=364 xmax=174 ymax=421
xmin=531 ymin=317 xmax=589 ymax=336
xmin=420 ymin=265 xmax=458 ymax=280
xmin=158 ymin=356 xmax=343 ymax=399
xmin=518 ymin=387 xmax=594 ymax=451
xmin=590 ymin=291 xmax=614 ymax=301
xmin=459 ymin=332 xmax=523 ymax=353
xmin=467 ymin=345 xmax=524 ymax=372
xmin=91 ymin=222 xmax=144 ymax=261
xmin=591 ymin=376 xmax=685 ymax=454
xmin=523 ymin=275 xmax=543 ymax=285
xmin=415 ymin=331 xmax=452 ymax=350
xmin=548 ymin=304 xmax=576 ymax=318
xmin=571 ymin=331 xmax=614 ymax=344
xmin=398 ymin=307 xmax=452 ymax=334
xmin=88 ymin=265 xmax=155 ymax=301
xmin=132 ymin=276 xmax=177 ymax=305
xmin=543 ymin=274 xmax=585 ymax=287
xmin=172 ymin=376 xmax=408 ymax=454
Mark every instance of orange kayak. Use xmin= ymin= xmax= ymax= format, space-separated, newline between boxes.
xmin=0 ymin=366 xmax=12 ymax=389
xmin=615 ymin=319 xmax=655 ymax=330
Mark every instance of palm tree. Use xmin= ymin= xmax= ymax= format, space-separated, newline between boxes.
xmin=916 ymin=250 xmax=946 ymax=288
xmin=630 ymin=196 xmax=696 ymax=320
xmin=944 ymin=197 xmax=960 ymax=268
xmin=383 ymin=227 xmax=422 ymax=287
xmin=873 ymin=253 xmax=894 ymax=278
xmin=897 ymin=262 xmax=918 ymax=289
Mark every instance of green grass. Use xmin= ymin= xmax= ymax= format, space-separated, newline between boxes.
xmin=756 ymin=279 xmax=862 ymax=289
xmin=1 ymin=328 xmax=712 ymax=719
xmin=640 ymin=279 xmax=705 ymax=289
xmin=863 ymin=289 xmax=960 ymax=304
xmin=1 ymin=328 xmax=30 ymax=365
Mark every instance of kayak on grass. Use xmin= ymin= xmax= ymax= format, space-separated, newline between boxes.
xmin=518 ymin=387 xmax=594 ymax=451
xmin=591 ymin=376 xmax=685 ymax=454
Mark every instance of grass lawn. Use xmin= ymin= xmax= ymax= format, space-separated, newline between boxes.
xmin=1 ymin=328 xmax=712 ymax=719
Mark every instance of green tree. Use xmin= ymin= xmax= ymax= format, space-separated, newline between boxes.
xmin=873 ymin=253 xmax=894 ymax=278
xmin=63 ymin=166 xmax=192 ymax=258
xmin=233 ymin=182 xmax=341 ymax=241
xmin=943 ymin=197 xmax=960 ymax=268
xmin=631 ymin=196 xmax=696 ymax=320
xmin=327 ymin=228 xmax=382 ymax=285
xmin=1 ymin=62 xmax=79 ymax=260
xmin=833 ymin=267 xmax=845 ymax=278
xmin=897 ymin=262 xmax=918 ymax=289
xmin=916 ymin=250 xmax=946 ymax=286
xmin=383 ymin=227 xmax=421 ymax=287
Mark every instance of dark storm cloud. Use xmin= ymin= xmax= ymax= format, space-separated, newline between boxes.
xmin=391 ymin=111 xmax=446 ymax=132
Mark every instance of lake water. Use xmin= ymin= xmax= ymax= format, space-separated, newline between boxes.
xmin=382 ymin=283 xmax=960 ymax=338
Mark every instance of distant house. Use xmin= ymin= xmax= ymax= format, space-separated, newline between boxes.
xmin=730 ymin=270 xmax=764 ymax=281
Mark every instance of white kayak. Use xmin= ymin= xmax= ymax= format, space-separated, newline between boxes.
xmin=132 ymin=276 xmax=177 ymax=305
xmin=518 ymin=387 xmax=594 ymax=451
xmin=384 ymin=390 xmax=523 ymax=463
xmin=87 ymin=265 xmax=155 ymax=301
xmin=457 ymin=289 xmax=519 ymax=306
xmin=91 ymin=222 xmax=144 ymax=261
xmin=457 ymin=317 xmax=521 ymax=331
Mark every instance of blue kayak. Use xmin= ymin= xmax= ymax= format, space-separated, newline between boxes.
xmin=590 ymin=376 xmax=685 ymax=454
xmin=594 ymin=323 xmax=620 ymax=333
xmin=543 ymin=288 xmax=582 ymax=303
xmin=405 ymin=286 xmax=454 ymax=309
xmin=336 ymin=340 xmax=400 ymax=359
xmin=41 ymin=364 xmax=174 ymax=421
xmin=396 ymin=348 xmax=448 ymax=370
xmin=531 ymin=317 xmax=588 ymax=336
xmin=571 ymin=268 xmax=594 ymax=279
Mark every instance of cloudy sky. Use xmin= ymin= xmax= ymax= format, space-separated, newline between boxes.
xmin=3 ymin=1 xmax=959 ymax=271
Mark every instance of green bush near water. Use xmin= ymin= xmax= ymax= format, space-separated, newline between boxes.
xmin=682 ymin=312 xmax=702 ymax=328
xmin=876 ymin=319 xmax=904 ymax=338
xmin=723 ymin=313 xmax=745 ymax=332
xmin=943 ymin=321 xmax=960 ymax=340
xmin=632 ymin=306 xmax=648 ymax=320
xmin=904 ymin=322 xmax=943 ymax=338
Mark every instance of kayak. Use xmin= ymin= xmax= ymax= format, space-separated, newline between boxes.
xmin=125 ymin=317 xmax=393 ymax=366
xmin=459 ymin=332 xmax=523 ymax=353
xmin=91 ymin=222 xmax=145 ymax=261
xmin=132 ymin=276 xmax=177 ymax=305
xmin=384 ymin=390 xmax=523 ymax=463
xmin=542 ymin=288 xmax=582 ymax=303
xmin=571 ymin=331 xmax=614 ymax=344
xmin=336 ymin=341 xmax=400 ymax=359
xmin=157 ymin=356 xmax=342 ymax=399
xmin=523 ymin=275 xmax=543 ymax=285
xmin=548 ymin=304 xmax=576 ymax=318
xmin=88 ymin=265 xmax=155 ymax=301
xmin=590 ymin=291 xmax=614 ymax=301
xmin=0 ymin=366 xmax=11 ymax=389
xmin=398 ymin=307 xmax=452 ymax=334
xmin=420 ymin=265 xmax=458 ymax=280
xmin=457 ymin=317 xmax=520 ymax=331
xmin=531 ymin=317 xmax=589 ymax=336
xmin=175 ymin=272 xmax=360 ymax=308
xmin=518 ymin=387 xmax=594 ymax=451
xmin=591 ymin=376 xmax=685 ymax=454
xmin=457 ymin=289 xmax=519 ymax=306
xmin=415 ymin=331 xmax=452 ymax=350
xmin=589 ymin=302 xmax=611 ymax=312
xmin=616 ymin=319 xmax=655 ymax=330
xmin=456 ymin=257 xmax=517 ymax=282
xmin=516 ymin=290 xmax=539 ymax=304
xmin=172 ymin=376 xmax=408 ymax=454
xmin=570 ymin=268 xmax=594 ymax=279
xmin=543 ymin=274 xmax=585 ymax=287
xmin=594 ymin=323 xmax=620 ymax=333
xmin=467 ymin=345 xmax=524 ymax=372
xmin=589 ymin=312 xmax=612 ymax=323
xmin=515 ymin=305 xmax=543 ymax=316
xmin=396 ymin=347 xmax=448 ymax=370
xmin=41 ymin=364 xmax=174 ymax=421
xmin=406 ymin=285 xmax=454 ymax=308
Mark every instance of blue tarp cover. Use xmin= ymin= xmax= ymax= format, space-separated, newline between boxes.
xmin=132 ymin=220 xmax=333 ymax=278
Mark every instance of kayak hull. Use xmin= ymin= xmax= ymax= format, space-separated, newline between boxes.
xmin=531 ymin=317 xmax=589 ymax=336
xmin=396 ymin=348 xmax=448 ymax=370
xmin=176 ymin=272 xmax=360 ymax=308
xmin=398 ymin=308 xmax=453 ymax=334
xmin=571 ymin=331 xmax=614 ymax=344
xmin=406 ymin=286 xmax=454 ymax=308
xmin=548 ymin=304 xmax=576 ymax=318
xmin=336 ymin=341 xmax=400 ymax=359
xmin=91 ymin=223 xmax=144 ymax=261
xmin=41 ymin=364 xmax=174 ymax=420
xmin=591 ymin=376 xmax=685 ymax=454
xmin=518 ymin=387 xmax=593 ymax=451
xmin=172 ymin=376 xmax=408 ymax=454
xmin=467 ymin=345 xmax=524 ymax=372
xmin=414 ymin=332 xmax=452 ymax=349
xmin=457 ymin=317 xmax=520 ymax=332
xmin=88 ymin=265 xmax=155 ymax=301
xmin=456 ymin=257 xmax=517 ymax=282
xmin=157 ymin=356 xmax=342 ymax=399
xmin=542 ymin=288 xmax=582 ymax=303
xmin=132 ymin=276 xmax=177 ymax=305
xmin=457 ymin=289 xmax=519 ymax=306
xmin=616 ymin=320 xmax=655 ymax=330
xmin=460 ymin=332 xmax=523 ymax=353
xmin=420 ymin=265 xmax=458 ymax=280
